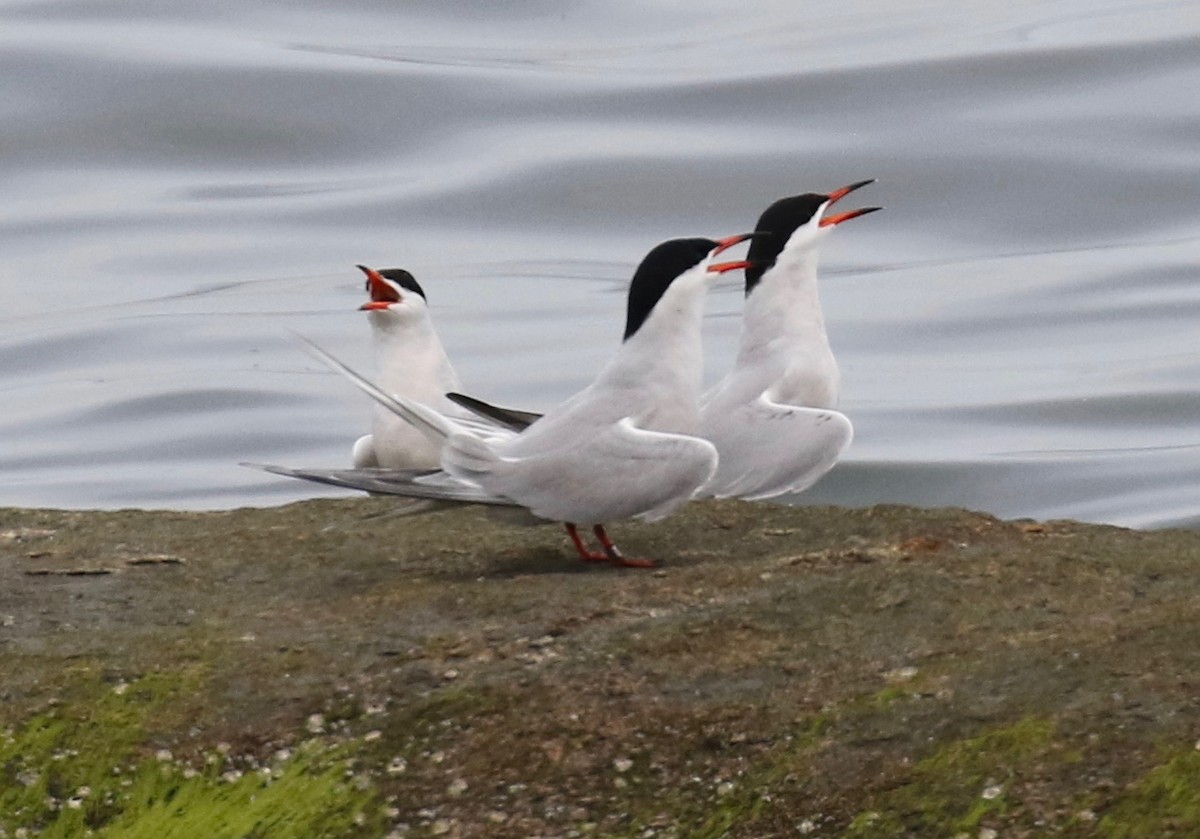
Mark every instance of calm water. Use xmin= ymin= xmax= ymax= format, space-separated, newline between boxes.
xmin=1 ymin=0 xmax=1198 ymax=528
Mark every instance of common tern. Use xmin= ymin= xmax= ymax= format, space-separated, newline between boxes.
xmin=253 ymin=235 xmax=757 ymax=567
xmin=699 ymin=180 xmax=881 ymax=500
xmin=350 ymin=265 xmax=466 ymax=470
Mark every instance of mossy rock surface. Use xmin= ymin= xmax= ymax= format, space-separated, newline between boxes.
xmin=1 ymin=499 xmax=1199 ymax=836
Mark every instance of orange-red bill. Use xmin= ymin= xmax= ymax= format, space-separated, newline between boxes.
xmin=711 ymin=231 xmax=759 ymax=256
xmin=825 ymin=178 xmax=875 ymax=205
xmin=708 ymin=259 xmax=754 ymax=274
xmin=357 ymin=264 xmax=401 ymax=309
xmin=819 ymin=206 xmax=883 ymax=228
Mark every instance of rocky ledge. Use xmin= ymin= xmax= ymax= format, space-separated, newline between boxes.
xmin=1 ymin=499 xmax=1197 ymax=837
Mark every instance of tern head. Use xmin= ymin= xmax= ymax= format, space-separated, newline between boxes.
xmin=623 ymin=234 xmax=756 ymax=341
xmin=357 ymin=265 xmax=430 ymax=325
xmin=745 ymin=179 xmax=881 ymax=294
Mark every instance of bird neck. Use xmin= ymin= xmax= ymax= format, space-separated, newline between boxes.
xmin=370 ymin=315 xmax=461 ymax=393
xmin=731 ymin=248 xmax=840 ymax=408
xmin=598 ymin=276 xmax=707 ymax=426
xmin=739 ymin=249 xmax=830 ymax=361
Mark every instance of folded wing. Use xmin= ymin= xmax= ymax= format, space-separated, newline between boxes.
xmin=468 ymin=418 xmax=717 ymax=525
xmin=446 ymin=392 xmax=542 ymax=432
xmin=277 ymin=335 xmax=716 ymax=526
xmin=702 ymin=394 xmax=852 ymax=501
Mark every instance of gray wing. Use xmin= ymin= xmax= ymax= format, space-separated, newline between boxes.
xmin=470 ymin=418 xmax=717 ymax=525
xmin=701 ymin=395 xmax=852 ymax=501
xmin=446 ymin=392 xmax=542 ymax=432
xmin=242 ymin=462 xmax=521 ymax=507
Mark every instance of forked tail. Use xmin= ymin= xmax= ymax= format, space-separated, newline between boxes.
xmin=292 ymin=332 xmax=505 ymax=486
xmin=292 ymin=331 xmax=454 ymax=443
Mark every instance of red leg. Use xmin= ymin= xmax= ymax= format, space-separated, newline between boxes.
xmin=565 ymin=523 xmax=609 ymax=562
xmin=593 ymin=525 xmax=660 ymax=569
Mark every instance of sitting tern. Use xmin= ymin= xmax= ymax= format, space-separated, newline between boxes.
xmin=350 ymin=265 xmax=467 ymax=470
xmin=252 ymin=235 xmax=756 ymax=567
xmin=699 ymin=180 xmax=881 ymax=500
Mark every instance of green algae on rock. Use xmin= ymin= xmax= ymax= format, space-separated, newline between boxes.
xmin=0 ymin=671 xmax=382 ymax=838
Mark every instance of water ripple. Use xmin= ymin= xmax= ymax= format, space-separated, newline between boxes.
xmin=1 ymin=0 xmax=1198 ymax=525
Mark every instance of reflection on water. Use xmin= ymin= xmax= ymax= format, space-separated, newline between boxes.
xmin=1 ymin=0 xmax=1198 ymax=528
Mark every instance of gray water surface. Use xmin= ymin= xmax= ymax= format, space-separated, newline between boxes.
xmin=2 ymin=0 xmax=1198 ymax=527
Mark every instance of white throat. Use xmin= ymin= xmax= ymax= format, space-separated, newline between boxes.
xmin=369 ymin=309 xmax=461 ymax=397
xmin=732 ymin=245 xmax=839 ymax=409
